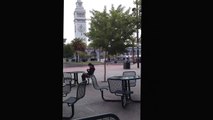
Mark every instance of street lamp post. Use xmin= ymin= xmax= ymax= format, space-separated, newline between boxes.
xmin=133 ymin=0 xmax=140 ymax=68
xmin=136 ymin=2 xmax=139 ymax=69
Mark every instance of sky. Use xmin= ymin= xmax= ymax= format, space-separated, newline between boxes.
xmin=64 ymin=0 xmax=136 ymax=44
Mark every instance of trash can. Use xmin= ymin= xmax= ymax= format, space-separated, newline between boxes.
xmin=126 ymin=62 xmax=130 ymax=69
xmin=123 ymin=62 xmax=126 ymax=69
xmin=123 ymin=61 xmax=130 ymax=69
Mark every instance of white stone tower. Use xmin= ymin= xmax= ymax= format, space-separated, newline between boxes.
xmin=74 ymin=0 xmax=87 ymax=44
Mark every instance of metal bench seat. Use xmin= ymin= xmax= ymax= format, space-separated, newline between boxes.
xmin=63 ymin=81 xmax=87 ymax=119
xmin=63 ymin=97 xmax=76 ymax=106
xmin=90 ymin=75 xmax=108 ymax=101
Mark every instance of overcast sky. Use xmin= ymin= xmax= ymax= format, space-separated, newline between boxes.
xmin=64 ymin=0 xmax=136 ymax=44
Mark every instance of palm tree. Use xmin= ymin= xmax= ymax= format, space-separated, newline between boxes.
xmin=71 ymin=38 xmax=87 ymax=62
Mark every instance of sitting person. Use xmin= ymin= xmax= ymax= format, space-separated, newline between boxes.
xmin=81 ymin=63 xmax=95 ymax=82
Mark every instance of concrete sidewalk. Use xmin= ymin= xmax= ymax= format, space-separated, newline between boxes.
xmin=63 ymin=63 xmax=141 ymax=120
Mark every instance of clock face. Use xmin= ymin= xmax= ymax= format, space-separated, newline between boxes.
xmin=78 ymin=24 xmax=85 ymax=32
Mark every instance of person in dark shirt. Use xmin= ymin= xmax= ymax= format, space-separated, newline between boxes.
xmin=81 ymin=63 xmax=95 ymax=81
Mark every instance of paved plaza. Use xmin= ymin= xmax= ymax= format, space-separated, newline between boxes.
xmin=63 ymin=63 xmax=141 ymax=120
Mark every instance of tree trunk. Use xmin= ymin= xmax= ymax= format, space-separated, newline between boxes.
xmin=75 ymin=52 xmax=78 ymax=62
xmin=103 ymin=51 xmax=107 ymax=82
xmin=98 ymin=49 xmax=100 ymax=62
xmin=75 ymin=52 xmax=79 ymax=62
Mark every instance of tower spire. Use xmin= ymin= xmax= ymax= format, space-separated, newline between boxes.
xmin=74 ymin=0 xmax=87 ymax=44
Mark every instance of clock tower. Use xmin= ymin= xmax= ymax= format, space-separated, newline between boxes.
xmin=74 ymin=0 xmax=87 ymax=44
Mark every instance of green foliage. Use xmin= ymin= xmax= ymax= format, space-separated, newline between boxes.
xmin=63 ymin=43 xmax=74 ymax=58
xmin=88 ymin=42 xmax=96 ymax=49
xmin=77 ymin=51 xmax=89 ymax=58
xmin=87 ymin=5 xmax=136 ymax=56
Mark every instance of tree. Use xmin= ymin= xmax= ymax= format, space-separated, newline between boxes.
xmin=86 ymin=5 xmax=136 ymax=81
xmin=107 ymin=5 xmax=136 ymax=55
xmin=88 ymin=41 xmax=102 ymax=61
xmin=87 ymin=5 xmax=136 ymax=55
xmin=63 ymin=43 xmax=74 ymax=58
xmin=71 ymin=38 xmax=87 ymax=62
xmin=78 ymin=51 xmax=89 ymax=62
xmin=88 ymin=42 xmax=95 ymax=48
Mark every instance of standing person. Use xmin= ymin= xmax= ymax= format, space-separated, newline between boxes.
xmin=81 ymin=63 xmax=95 ymax=82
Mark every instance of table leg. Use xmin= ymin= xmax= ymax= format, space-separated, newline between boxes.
xmin=127 ymin=80 xmax=141 ymax=103
xmin=127 ymin=80 xmax=131 ymax=100
xmin=74 ymin=73 xmax=79 ymax=85
xmin=122 ymin=80 xmax=130 ymax=108
xmin=121 ymin=95 xmax=127 ymax=108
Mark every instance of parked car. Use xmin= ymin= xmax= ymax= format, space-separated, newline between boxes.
xmin=90 ymin=58 xmax=97 ymax=61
